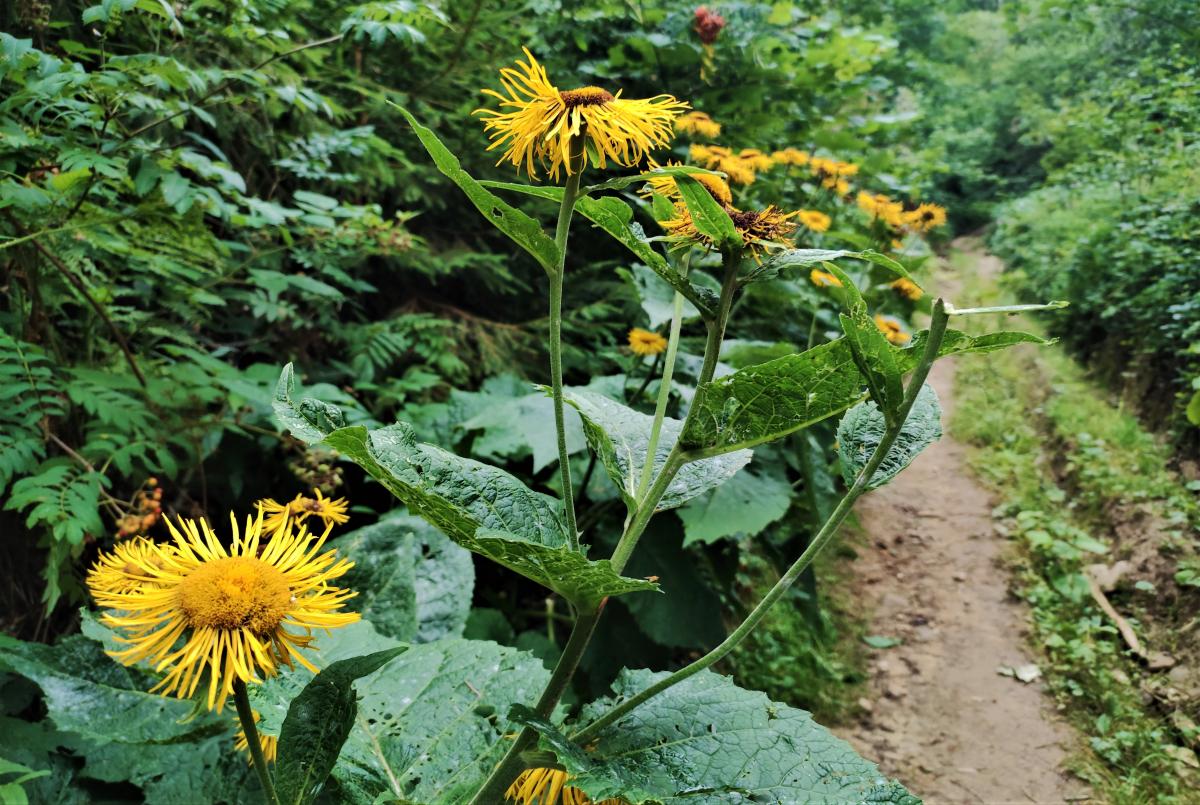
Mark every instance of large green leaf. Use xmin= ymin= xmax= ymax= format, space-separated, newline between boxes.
xmin=392 ymin=104 xmax=559 ymax=272
xmin=276 ymin=367 xmax=656 ymax=608
xmin=330 ymin=513 xmax=474 ymax=642
xmin=275 ymin=647 xmax=407 ymax=805
xmin=745 ymin=247 xmax=916 ymax=284
xmin=896 ymin=328 xmax=1052 ymax=370
xmin=676 ymin=466 xmax=792 ymax=546
xmin=461 ymin=389 xmax=586 ymax=473
xmin=539 ymin=669 xmax=919 ymax=804
xmin=827 ymin=262 xmax=905 ymax=415
xmin=479 ymin=181 xmax=716 ymax=317
xmin=839 ymin=383 xmax=943 ymax=490
xmin=561 ymin=388 xmax=751 ymax=512
xmin=253 ymin=622 xmax=551 ymax=805
xmin=680 ymin=340 xmax=868 ymax=454
xmin=674 ymin=173 xmax=740 ymax=251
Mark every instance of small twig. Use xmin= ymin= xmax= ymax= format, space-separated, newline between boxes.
xmin=1084 ymin=570 xmax=1144 ymax=659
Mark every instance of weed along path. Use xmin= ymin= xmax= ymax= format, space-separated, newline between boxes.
xmin=834 ymin=245 xmax=1088 ymax=804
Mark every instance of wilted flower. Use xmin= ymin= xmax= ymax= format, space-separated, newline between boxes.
xmin=476 ymin=49 xmax=687 ymax=181
xmin=663 ymin=202 xmax=798 ymax=259
xmin=693 ymin=6 xmax=726 ymax=45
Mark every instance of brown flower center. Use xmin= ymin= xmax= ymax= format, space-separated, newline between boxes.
xmin=178 ymin=556 xmax=291 ymax=633
xmin=560 ymin=86 xmax=615 ymax=108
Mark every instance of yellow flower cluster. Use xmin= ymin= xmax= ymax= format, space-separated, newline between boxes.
xmin=87 ymin=506 xmax=359 ymax=712
xmin=689 ymin=144 xmax=765 ymax=185
xmin=771 ymin=147 xmax=810 ymax=166
xmin=858 ymin=192 xmax=948 ymax=235
xmin=675 ymin=110 xmax=721 ymax=139
xmin=810 ymin=157 xmax=858 ymax=195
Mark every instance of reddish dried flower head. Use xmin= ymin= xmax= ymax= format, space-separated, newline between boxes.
xmin=693 ymin=6 xmax=726 ymax=45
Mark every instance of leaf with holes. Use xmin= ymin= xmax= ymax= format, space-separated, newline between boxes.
xmin=838 ymin=383 xmax=942 ymax=490
xmin=561 ymin=388 xmax=751 ymax=513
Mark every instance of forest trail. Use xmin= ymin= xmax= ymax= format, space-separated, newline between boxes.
xmin=834 ymin=243 xmax=1090 ymax=804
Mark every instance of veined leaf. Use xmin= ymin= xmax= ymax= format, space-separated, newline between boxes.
xmin=391 ymin=104 xmax=559 ymax=272
xmin=536 ymin=669 xmax=919 ymax=804
xmin=674 ymin=173 xmax=739 ymax=251
xmin=826 ymin=262 xmax=904 ymax=415
xmin=275 ymin=647 xmax=407 ymax=805
xmin=276 ymin=366 xmax=656 ymax=607
xmin=677 ymin=467 xmax=791 ymax=546
xmin=839 ymin=383 xmax=943 ymax=490
xmin=561 ymin=388 xmax=751 ymax=512
xmin=896 ymin=328 xmax=1052 ymax=370
xmin=746 ymin=247 xmax=916 ymax=284
xmin=253 ymin=622 xmax=551 ymax=805
xmin=680 ymin=340 xmax=868 ymax=454
xmin=480 ymin=181 xmax=715 ymax=317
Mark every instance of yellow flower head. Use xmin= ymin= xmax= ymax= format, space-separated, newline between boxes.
xmin=476 ymin=48 xmax=688 ymax=181
xmin=890 ymin=277 xmax=924 ymax=301
xmin=834 ymin=179 xmax=851 ymax=197
xmin=675 ymin=110 xmax=721 ymax=139
xmin=797 ymin=209 xmax=832 ymax=233
xmin=737 ymin=148 xmax=775 ymax=172
xmin=771 ymin=147 xmax=810 ymax=166
xmin=234 ymin=711 xmax=278 ymax=764
xmin=88 ymin=511 xmax=359 ymax=711
xmin=663 ymin=202 xmax=798 ymax=260
xmin=688 ymin=144 xmax=757 ymax=185
xmin=858 ymin=192 xmax=905 ymax=228
xmin=628 ymin=327 xmax=668 ymax=356
xmin=506 ymin=767 xmax=626 ymax=805
xmin=874 ymin=314 xmax=911 ymax=345
xmin=258 ymin=488 xmax=350 ymax=533
xmin=88 ymin=537 xmax=175 ymax=597
xmin=904 ymin=202 xmax=948 ymax=232
xmin=810 ymin=269 xmax=842 ymax=288
xmin=639 ymin=160 xmax=732 ymax=207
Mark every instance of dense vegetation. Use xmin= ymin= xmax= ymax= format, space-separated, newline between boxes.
xmin=1 ymin=1 xmax=1197 ymax=803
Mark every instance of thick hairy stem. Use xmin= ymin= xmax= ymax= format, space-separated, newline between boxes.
xmin=234 ymin=680 xmax=278 ymax=805
xmin=695 ymin=249 xmax=740 ymax=388
xmin=468 ymin=608 xmax=602 ymax=805
xmin=635 ymin=291 xmax=685 ymax=501
xmin=573 ymin=301 xmax=952 ymax=743
xmin=550 ymin=163 xmax=585 ymax=548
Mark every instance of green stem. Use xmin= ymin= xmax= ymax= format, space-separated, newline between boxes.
xmin=610 ymin=448 xmax=685 ymax=574
xmin=234 ymin=679 xmax=278 ymax=805
xmin=550 ymin=162 xmax=585 ymax=549
xmin=572 ymin=300 xmax=952 ymax=744
xmin=635 ymin=291 xmax=685 ymax=502
xmin=468 ymin=607 xmax=603 ymax=805
xmin=695 ymin=249 xmax=741 ymax=388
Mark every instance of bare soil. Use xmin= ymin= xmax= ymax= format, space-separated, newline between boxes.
xmin=834 ymin=250 xmax=1091 ymax=804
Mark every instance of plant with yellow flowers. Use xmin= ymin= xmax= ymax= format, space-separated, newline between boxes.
xmin=257 ymin=48 xmax=1061 ymax=805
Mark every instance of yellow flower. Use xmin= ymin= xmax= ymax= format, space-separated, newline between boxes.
xmin=904 ymin=202 xmax=948 ymax=232
xmin=88 ymin=511 xmax=359 ymax=711
xmin=737 ymin=148 xmax=775 ymax=172
xmin=858 ymin=192 xmax=905 ymax=228
xmin=476 ymin=48 xmax=687 ymax=181
xmin=675 ymin=110 xmax=721 ymax=139
xmin=234 ymin=711 xmax=278 ymax=764
xmin=663 ymin=202 xmax=798 ymax=260
xmin=771 ymin=147 xmax=810 ymax=166
xmin=628 ymin=327 xmax=668 ymax=356
xmin=890 ymin=277 xmax=924 ymax=301
xmin=505 ymin=767 xmax=626 ymax=805
xmin=834 ymin=179 xmax=851 ymax=197
xmin=810 ymin=269 xmax=842 ymax=288
xmin=258 ymin=488 xmax=350 ymax=533
xmin=88 ymin=537 xmax=175 ymax=598
xmin=639 ymin=160 xmax=732 ymax=206
xmin=810 ymin=158 xmax=858 ymax=189
xmin=797 ymin=209 xmax=831 ymax=233
xmin=688 ymin=144 xmax=757 ymax=185
xmin=874 ymin=314 xmax=911 ymax=345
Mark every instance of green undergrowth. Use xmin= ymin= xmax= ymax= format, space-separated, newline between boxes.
xmin=950 ymin=250 xmax=1200 ymax=803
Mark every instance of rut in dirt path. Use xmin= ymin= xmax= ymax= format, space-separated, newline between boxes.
xmin=833 ymin=248 xmax=1090 ymax=805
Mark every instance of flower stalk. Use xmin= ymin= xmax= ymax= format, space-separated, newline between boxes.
xmin=572 ymin=299 xmax=952 ymax=744
xmin=635 ymin=289 xmax=685 ymax=502
xmin=234 ymin=679 xmax=278 ymax=805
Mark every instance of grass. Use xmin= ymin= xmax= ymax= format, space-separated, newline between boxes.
xmin=949 ymin=250 xmax=1200 ymax=802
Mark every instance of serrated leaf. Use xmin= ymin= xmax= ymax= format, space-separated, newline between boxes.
xmin=681 ymin=340 xmax=868 ymax=454
xmin=275 ymin=647 xmax=407 ymax=805
xmin=561 ymin=388 xmax=751 ymax=512
xmin=392 ymin=104 xmax=559 ymax=272
xmin=746 ymin=247 xmax=916 ymax=284
xmin=252 ymin=622 xmax=550 ymax=805
xmin=480 ymin=181 xmax=714 ymax=317
xmin=839 ymin=383 xmax=942 ymax=490
xmin=546 ymin=669 xmax=918 ymax=804
xmin=674 ymin=173 xmax=740 ymax=250
xmin=330 ymin=513 xmax=474 ymax=642
xmin=677 ymin=467 xmax=791 ymax=546
xmin=274 ymin=367 xmax=656 ymax=607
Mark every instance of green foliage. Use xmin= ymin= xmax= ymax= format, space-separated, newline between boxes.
xmin=838 ymin=383 xmax=942 ymax=488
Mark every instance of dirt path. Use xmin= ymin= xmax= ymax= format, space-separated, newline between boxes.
xmin=834 ymin=247 xmax=1090 ymax=804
